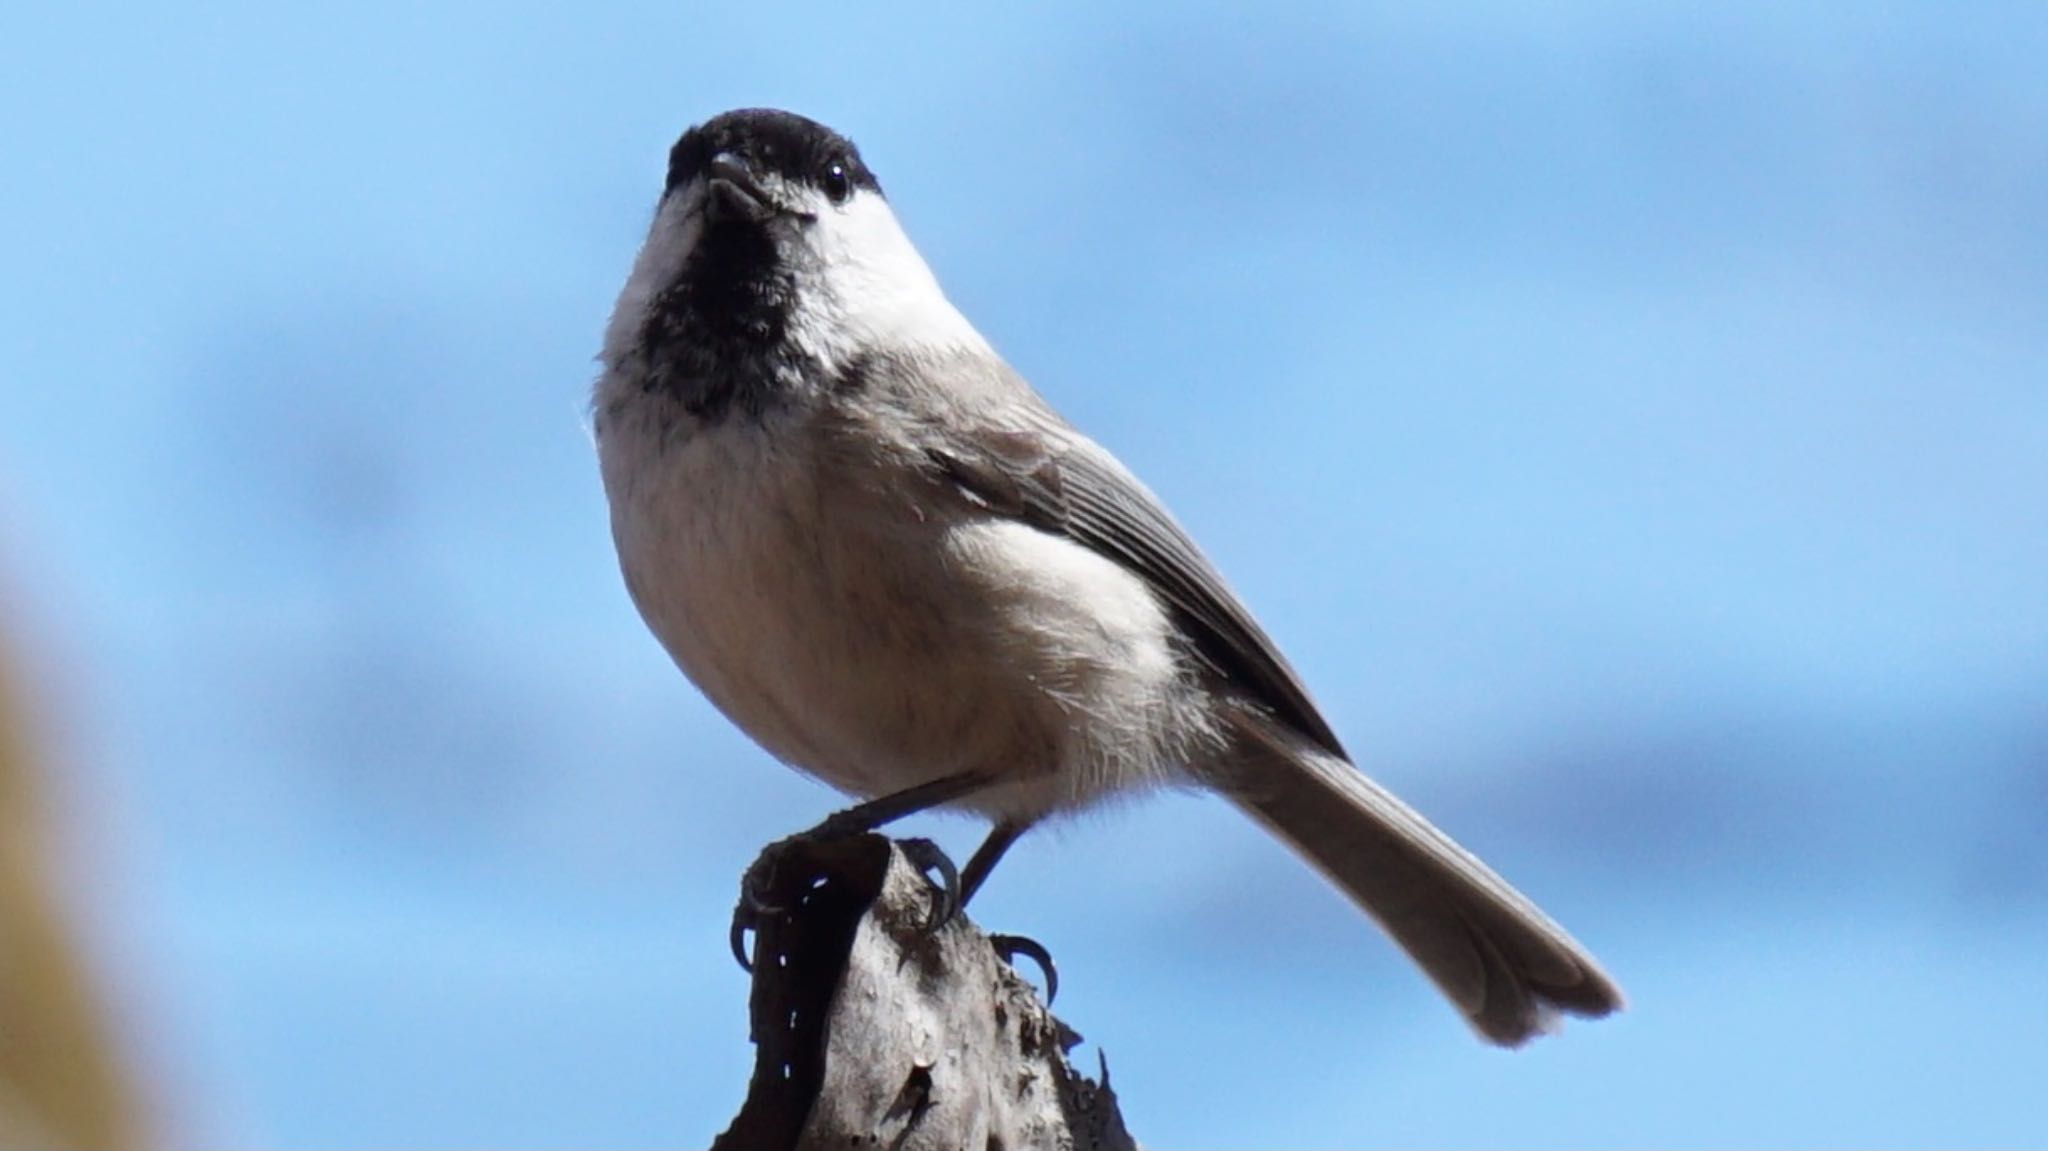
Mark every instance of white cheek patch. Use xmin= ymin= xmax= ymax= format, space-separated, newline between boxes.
xmin=601 ymin=190 xmax=705 ymax=369
xmin=789 ymin=191 xmax=992 ymax=371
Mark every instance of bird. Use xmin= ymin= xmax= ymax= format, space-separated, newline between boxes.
xmin=591 ymin=107 xmax=1622 ymax=1045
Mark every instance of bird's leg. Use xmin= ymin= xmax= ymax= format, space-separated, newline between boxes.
xmin=960 ymin=819 xmax=1025 ymax=906
xmin=959 ymin=819 xmax=1060 ymax=1003
xmin=808 ymin=770 xmax=1001 ymax=840
xmin=731 ymin=770 xmax=996 ymax=970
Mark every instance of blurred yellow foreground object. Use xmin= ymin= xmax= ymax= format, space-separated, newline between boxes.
xmin=1 ymin=621 xmax=142 ymax=1151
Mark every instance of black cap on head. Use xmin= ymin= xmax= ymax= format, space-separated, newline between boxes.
xmin=665 ymin=108 xmax=882 ymax=201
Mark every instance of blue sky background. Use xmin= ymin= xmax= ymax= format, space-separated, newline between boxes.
xmin=4 ymin=1 xmax=2047 ymax=1146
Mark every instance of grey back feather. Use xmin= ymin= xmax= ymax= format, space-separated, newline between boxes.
xmin=896 ymin=354 xmax=1347 ymax=760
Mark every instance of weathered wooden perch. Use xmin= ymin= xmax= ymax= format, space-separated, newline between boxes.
xmin=712 ymin=834 xmax=1139 ymax=1150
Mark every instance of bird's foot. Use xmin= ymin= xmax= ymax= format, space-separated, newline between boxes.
xmin=729 ymin=829 xmax=964 ymax=971
xmin=989 ymin=931 xmax=1059 ymax=1004
xmin=896 ymin=836 xmax=962 ymax=932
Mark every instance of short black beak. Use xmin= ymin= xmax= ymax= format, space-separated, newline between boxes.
xmin=705 ymin=152 xmax=772 ymax=223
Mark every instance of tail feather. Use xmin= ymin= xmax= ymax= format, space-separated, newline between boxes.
xmin=1221 ymin=711 xmax=1623 ymax=1045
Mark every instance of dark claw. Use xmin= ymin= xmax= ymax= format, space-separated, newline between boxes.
xmin=896 ymin=837 xmax=962 ymax=932
xmin=730 ymin=843 xmax=796 ymax=973
xmin=730 ymin=912 xmax=754 ymax=971
xmin=989 ymin=932 xmax=1059 ymax=1004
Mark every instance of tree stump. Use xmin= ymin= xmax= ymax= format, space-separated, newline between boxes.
xmin=712 ymin=834 xmax=1137 ymax=1150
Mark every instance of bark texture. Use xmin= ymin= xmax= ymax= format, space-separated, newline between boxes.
xmin=712 ymin=835 xmax=1137 ymax=1151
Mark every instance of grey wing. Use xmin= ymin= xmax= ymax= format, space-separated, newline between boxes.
xmin=924 ymin=414 xmax=1347 ymax=761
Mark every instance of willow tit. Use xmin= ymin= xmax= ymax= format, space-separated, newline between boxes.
xmin=592 ymin=108 xmax=1622 ymax=1045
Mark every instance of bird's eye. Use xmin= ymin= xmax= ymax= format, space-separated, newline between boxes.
xmin=823 ymin=162 xmax=852 ymax=205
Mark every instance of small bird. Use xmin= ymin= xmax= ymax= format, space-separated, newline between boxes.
xmin=592 ymin=108 xmax=1622 ymax=1045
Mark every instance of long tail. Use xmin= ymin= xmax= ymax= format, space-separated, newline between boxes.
xmin=1218 ymin=710 xmax=1624 ymax=1045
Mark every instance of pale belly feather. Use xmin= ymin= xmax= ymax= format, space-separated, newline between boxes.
xmin=599 ymin=412 xmax=1200 ymax=822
